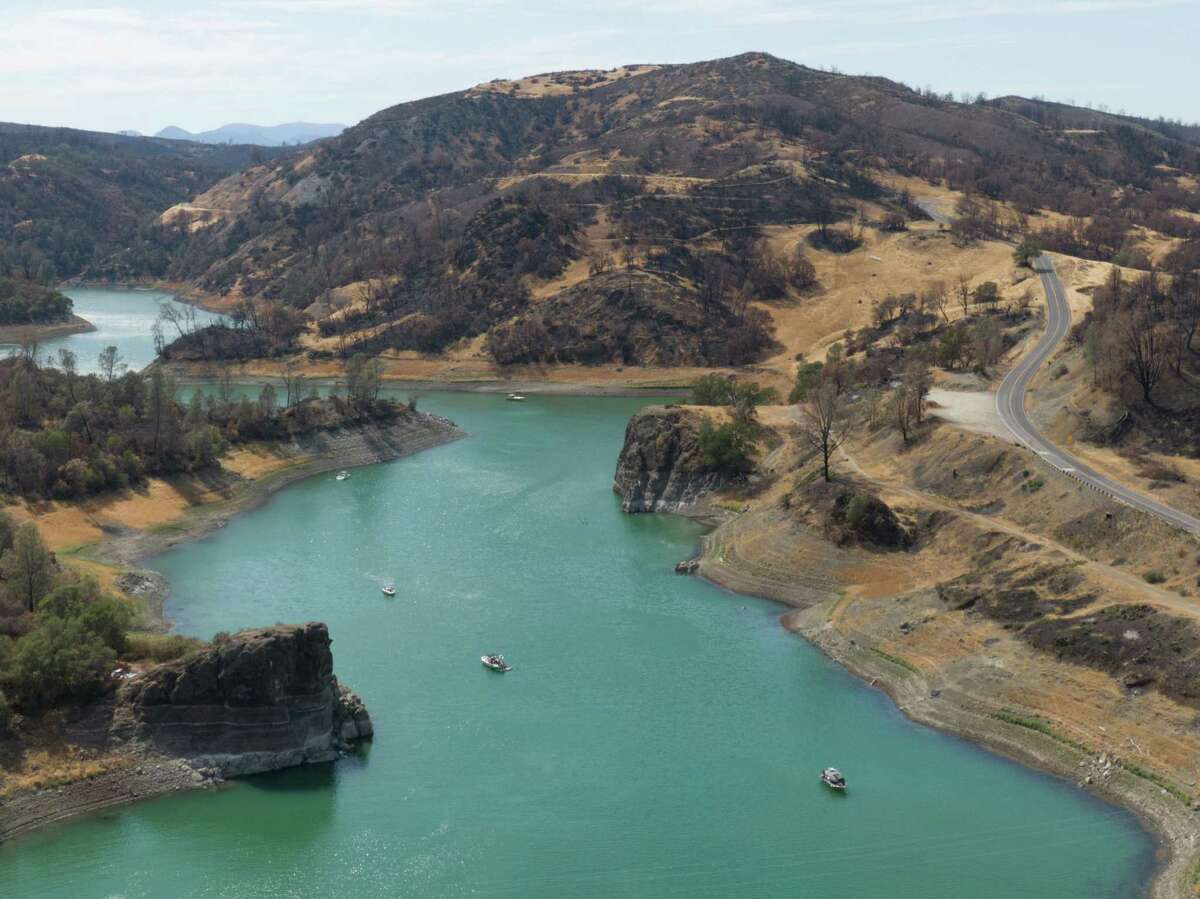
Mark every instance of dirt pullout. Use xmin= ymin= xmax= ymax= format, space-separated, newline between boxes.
xmin=926 ymin=387 xmax=1015 ymax=442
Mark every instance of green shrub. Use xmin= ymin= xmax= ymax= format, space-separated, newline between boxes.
xmin=124 ymin=632 xmax=203 ymax=663
xmin=1143 ymin=570 xmax=1167 ymax=584
xmin=698 ymin=420 xmax=755 ymax=475
xmin=37 ymin=581 xmax=134 ymax=655
xmin=845 ymin=492 xmax=871 ymax=525
xmin=690 ymin=374 xmax=777 ymax=408
xmin=788 ymin=362 xmax=824 ymax=403
xmin=1 ymin=619 xmax=115 ymax=711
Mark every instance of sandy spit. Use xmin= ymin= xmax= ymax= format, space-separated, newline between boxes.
xmin=0 ymin=315 xmax=96 ymax=344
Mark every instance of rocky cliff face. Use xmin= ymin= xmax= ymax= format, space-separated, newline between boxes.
xmin=112 ymin=622 xmax=372 ymax=777
xmin=613 ymin=406 xmax=728 ymax=514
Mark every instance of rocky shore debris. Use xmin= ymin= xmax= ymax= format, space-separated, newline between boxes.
xmin=1078 ymin=751 xmax=1119 ymax=787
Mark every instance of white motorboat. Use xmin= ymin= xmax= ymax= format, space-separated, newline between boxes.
xmin=336 ymin=470 xmax=351 ymax=481
xmin=820 ymin=767 xmax=847 ymax=791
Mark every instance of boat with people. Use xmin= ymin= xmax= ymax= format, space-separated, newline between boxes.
xmin=820 ymin=767 xmax=847 ymax=791
xmin=381 ymin=585 xmax=396 ymax=597
xmin=481 ymin=653 xmax=512 ymax=672
xmin=336 ymin=470 xmax=351 ymax=481
xmin=505 ymin=393 xmax=527 ymax=402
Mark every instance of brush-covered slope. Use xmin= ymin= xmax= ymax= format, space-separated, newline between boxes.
xmin=0 ymin=123 xmax=290 ymax=283
xmin=155 ymin=52 xmax=1200 ymax=367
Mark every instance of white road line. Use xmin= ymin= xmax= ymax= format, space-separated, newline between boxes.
xmin=992 ymin=254 xmax=1200 ymax=536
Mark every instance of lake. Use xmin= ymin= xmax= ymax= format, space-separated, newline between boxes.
xmin=0 ymin=287 xmax=223 ymax=375
xmin=0 ymin=290 xmax=1154 ymax=897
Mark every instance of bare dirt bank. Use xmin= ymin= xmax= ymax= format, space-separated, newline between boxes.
xmin=0 ymin=315 xmax=95 ymax=344
xmin=87 ymin=413 xmax=465 ymax=582
xmin=695 ymin=507 xmax=1195 ymax=898
xmin=1 ymin=756 xmax=221 ymax=843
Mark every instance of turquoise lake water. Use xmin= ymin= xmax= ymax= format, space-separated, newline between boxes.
xmin=0 ymin=287 xmax=223 ymax=374
xmin=0 ymin=292 xmax=1154 ymax=897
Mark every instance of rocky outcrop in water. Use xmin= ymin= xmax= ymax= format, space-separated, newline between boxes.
xmin=111 ymin=622 xmax=371 ymax=777
xmin=613 ymin=406 xmax=728 ymax=514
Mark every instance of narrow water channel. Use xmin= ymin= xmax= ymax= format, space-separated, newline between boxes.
xmin=0 ymin=287 xmax=223 ymax=374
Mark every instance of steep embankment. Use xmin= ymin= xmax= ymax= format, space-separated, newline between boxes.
xmin=0 ymin=622 xmax=370 ymax=840
xmin=613 ymin=406 xmax=732 ymax=515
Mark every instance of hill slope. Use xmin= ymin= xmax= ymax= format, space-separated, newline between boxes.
xmin=151 ymin=52 xmax=1200 ymax=368
xmin=0 ymin=123 xmax=290 ymax=283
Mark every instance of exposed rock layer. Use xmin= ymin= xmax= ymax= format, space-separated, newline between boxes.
xmin=112 ymin=622 xmax=372 ymax=777
xmin=613 ymin=406 xmax=728 ymax=514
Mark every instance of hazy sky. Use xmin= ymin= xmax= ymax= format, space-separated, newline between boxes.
xmin=4 ymin=0 xmax=1198 ymax=134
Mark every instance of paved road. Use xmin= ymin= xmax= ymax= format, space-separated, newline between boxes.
xmin=996 ymin=256 xmax=1200 ymax=535
xmin=914 ymin=198 xmax=1200 ymax=534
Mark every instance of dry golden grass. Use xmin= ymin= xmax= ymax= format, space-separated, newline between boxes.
xmin=7 ymin=444 xmax=302 ymax=568
xmin=469 ymin=65 xmax=659 ymax=98
xmin=757 ymin=220 xmax=1019 ymax=369
xmin=0 ymin=749 xmax=130 ymax=797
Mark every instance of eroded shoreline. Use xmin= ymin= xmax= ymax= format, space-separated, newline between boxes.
xmin=0 ymin=314 xmax=96 ymax=344
xmin=3 ymin=395 xmax=1187 ymax=897
xmin=0 ymin=414 xmax=464 ymax=842
xmin=689 ymin=517 xmax=1192 ymax=899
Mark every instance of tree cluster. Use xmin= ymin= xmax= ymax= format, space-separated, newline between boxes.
xmin=0 ymin=348 xmax=401 ymax=500
xmin=0 ymin=517 xmax=133 ymax=717
xmin=0 ymin=278 xmax=73 ymax=326
xmin=1075 ymin=265 xmax=1200 ymax=406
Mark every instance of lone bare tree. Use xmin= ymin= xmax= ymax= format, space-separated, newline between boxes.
xmin=97 ymin=345 xmax=124 ymax=383
xmin=280 ymin=358 xmax=306 ymax=407
xmin=798 ymin=383 xmax=848 ymax=482
xmin=956 ymin=273 xmax=973 ymax=319
xmin=1122 ymin=312 xmax=1166 ymax=405
xmin=923 ymin=281 xmax=949 ymax=323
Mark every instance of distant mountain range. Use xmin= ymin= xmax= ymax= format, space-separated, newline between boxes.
xmin=154 ymin=122 xmax=346 ymax=147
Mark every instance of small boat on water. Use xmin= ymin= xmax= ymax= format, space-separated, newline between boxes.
xmin=336 ymin=470 xmax=351 ymax=481
xmin=505 ymin=393 xmax=527 ymax=402
xmin=381 ymin=585 xmax=396 ymax=597
xmin=820 ymin=767 xmax=847 ymax=791
xmin=481 ymin=654 xmax=512 ymax=672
